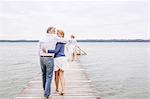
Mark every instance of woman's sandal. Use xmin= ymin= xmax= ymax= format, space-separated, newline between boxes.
xmin=60 ymin=92 xmax=64 ymax=95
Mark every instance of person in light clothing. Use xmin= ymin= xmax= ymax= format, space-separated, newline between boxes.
xmin=39 ymin=27 xmax=66 ymax=98
xmin=43 ymin=29 xmax=67 ymax=95
xmin=66 ymin=35 xmax=78 ymax=61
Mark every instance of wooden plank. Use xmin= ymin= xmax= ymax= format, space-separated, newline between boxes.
xmin=14 ymin=62 xmax=100 ymax=99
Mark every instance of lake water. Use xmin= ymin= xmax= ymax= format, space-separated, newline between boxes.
xmin=0 ymin=42 xmax=150 ymax=99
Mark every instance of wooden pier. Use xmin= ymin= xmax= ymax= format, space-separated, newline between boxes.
xmin=14 ymin=62 xmax=100 ymax=99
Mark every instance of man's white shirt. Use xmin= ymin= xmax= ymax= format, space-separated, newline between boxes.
xmin=38 ymin=34 xmax=66 ymax=57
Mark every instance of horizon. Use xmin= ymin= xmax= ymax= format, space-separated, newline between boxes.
xmin=0 ymin=39 xmax=150 ymax=43
xmin=0 ymin=38 xmax=150 ymax=41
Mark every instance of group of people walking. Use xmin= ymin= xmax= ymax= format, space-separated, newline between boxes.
xmin=38 ymin=26 xmax=84 ymax=98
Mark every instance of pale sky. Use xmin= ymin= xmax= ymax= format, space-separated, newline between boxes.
xmin=0 ymin=0 xmax=149 ymax=40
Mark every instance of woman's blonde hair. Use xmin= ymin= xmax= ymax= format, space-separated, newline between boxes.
xmin=57 ymin=29 xmax=65 ymax=38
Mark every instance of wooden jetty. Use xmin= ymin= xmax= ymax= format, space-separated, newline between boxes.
xmin=14 ymin=62 xmax=100 ymax=99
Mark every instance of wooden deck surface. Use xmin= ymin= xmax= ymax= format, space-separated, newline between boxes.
xmin=14 ymin=62 xmax=100 ymax=99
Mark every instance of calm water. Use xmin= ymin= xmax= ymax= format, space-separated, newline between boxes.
xmin=0 ymin=42 xmax=150 ymax=99
xmin=79 ymin=42 xmax=150 ymax=99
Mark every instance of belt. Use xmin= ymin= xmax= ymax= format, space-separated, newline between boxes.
xmin=40 ymin=56 xmax=53 ymax=57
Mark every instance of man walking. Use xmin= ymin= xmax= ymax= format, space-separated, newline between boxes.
xmin=39 ymin=27 xmax=65 ymax=98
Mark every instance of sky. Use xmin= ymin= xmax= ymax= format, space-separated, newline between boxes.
xmin=0 ymin=0 xmax=149 ymax=40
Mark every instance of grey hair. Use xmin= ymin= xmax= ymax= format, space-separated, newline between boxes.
xmin=46 ymin=27 xmax=55 ymax=33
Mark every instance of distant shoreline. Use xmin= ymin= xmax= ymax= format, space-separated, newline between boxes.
xmin=0 ymin=39 xmax=150 ymax=42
